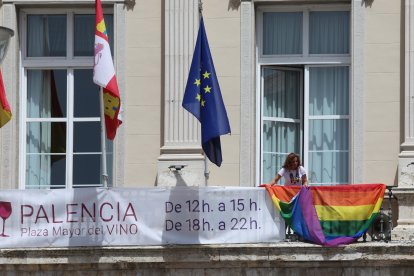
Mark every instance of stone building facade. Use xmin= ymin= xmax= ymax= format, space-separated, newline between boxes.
xmin=0 ymin=0 xmax=414 ymax=274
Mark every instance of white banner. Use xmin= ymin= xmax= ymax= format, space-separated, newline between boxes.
xmin=0 ymin=187 xmax=284 ymax=248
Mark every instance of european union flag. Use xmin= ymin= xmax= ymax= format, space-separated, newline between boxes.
xmin=182 ymin=17 xmax=231 ymax=167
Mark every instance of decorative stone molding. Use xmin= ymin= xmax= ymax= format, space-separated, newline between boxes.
xmin=158 ymin=0 xmax=205 ymax=186
xmin=0 ymin=3 xmax=19 ymax=189
xmin=157 ymin=153 xmax=205 ymax=186
xmin=392 ymin=188 xmax=414 ymax=241
xmin=399 ymin=157 xmax=414 ymax=188
xmin=163 ymin=0 xmax=199 ymax=150
xmin=351 ymin=0 xmax=365 ymax=183
xmin=240 ymin=0 xmax=255 ymax=187
xmin=394 ymin=0 xmax=414 ymax=240
xmin=1 ymin=243 xmax=414 ymax=274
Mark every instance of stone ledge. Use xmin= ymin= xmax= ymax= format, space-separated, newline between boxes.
xmin=1 ymin=242 xmax=414 ymax=269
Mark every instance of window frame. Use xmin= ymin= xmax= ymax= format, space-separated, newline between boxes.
xmin=256 ymin=4 xmax=351 ymax=62
xmin=256 ymin=4 xmax=352 ymax=185
xmin=19 ymin=8 xmax=114 ymax=189
xmin=304 ymin=64 xmax=351 ymax=185
xmin=260 ymin=66 xmax=304 ymax=184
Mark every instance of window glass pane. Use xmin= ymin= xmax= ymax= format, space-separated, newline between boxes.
xmin=262 ymin=121 xmax=300 ymax=183
xmin=309 ymin=67 xmax=349 ymax=116
xmin=74 ymin=122 xmax=101 ymax=153
xmin=26 ymin=155 xmax=66 ymax=189
xmin=27 ymin=122 xmax=66 ymax=153
xmin=263 ymin=68 xmax=300 ymax=119
xmin=73 ymin=154 xmax=102 ymax=186
xmin=309 ymin=119 xmax=348 ymax=151
xmin=27 ymin=15 xmax=67 ymax=57
xmin=74 ymin=14 xmax=114 ymax=56
xmin=309 ymin=11 xmax=350 ymax=54
xmin=27 ymin=70 xmax=67 ymax=118
xmin=26 ymin=121 xmax=66 ymax=188
xmin=263 ymin=12 xmax=302 ymax=55
xmin=308 ymin=119 xmax=349 ymax=184
xmin=73 ymin=122 xmax=113 ymax=187
xmin=74 ymin=69 xmax=100 ymax=117
xmin=308 ymin=152 xmax=349 ymax=185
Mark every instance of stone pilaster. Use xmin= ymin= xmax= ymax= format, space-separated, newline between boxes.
xmin=157 ymin=0 xmax=205 ymax=186
xmin=394 ymin=153 xmax=414 ymax=240
xmin=0 ymin=4 xmax=19 ymax=189
xmin=392 ymin=188 xmax=414 ymax=240
xmin=394 ymin=0 xmax=414 ymax=240
xmin=240 ymin=0 xmax=255 ymax=186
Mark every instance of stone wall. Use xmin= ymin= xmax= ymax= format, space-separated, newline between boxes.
xmin=1 ymin=242 xmax=413 ymax=275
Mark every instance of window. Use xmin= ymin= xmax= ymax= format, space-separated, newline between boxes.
xmin=20 ymin=9 xmax=114 ymax=189
xmin=258 ymin=5 xmax=350 ymax=185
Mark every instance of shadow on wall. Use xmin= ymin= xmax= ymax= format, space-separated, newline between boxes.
xmin=228 ymin=0 xmax=241 ymax=11
xmin=155 ymin=165 xmax=196 ymax=187
xmin=173 ymin=169 xmax=189 ymax=187
xmin=124 ymin=0 xmax=136 ymax=11
xmin=363 ymin=0 xmax=374 ymax=8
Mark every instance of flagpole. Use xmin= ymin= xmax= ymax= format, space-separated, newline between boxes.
xmin=204 ymin=155 xmax=210 ymax=186
xmin=99 ymin=87 xmax=109 ymax=188
xmin=198 ymin=0 xmax=209 ymax=187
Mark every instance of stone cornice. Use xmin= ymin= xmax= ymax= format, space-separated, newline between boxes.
xmin=1 ymin=242 xmax=414 ymax=271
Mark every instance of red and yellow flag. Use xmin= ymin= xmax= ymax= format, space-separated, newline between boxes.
xmin=93 ymin=0 xmax=122 ymax=140
xmin=0 ymin=70 xmax=11 ymax=128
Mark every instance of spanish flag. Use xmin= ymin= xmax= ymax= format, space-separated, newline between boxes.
xmin=0 ymin=70 xmax=11 ymax=128
xmin=264 ymin=184 xmax=386 ymax=246
xmin=93 ymin=0 xmax=121 ymax=140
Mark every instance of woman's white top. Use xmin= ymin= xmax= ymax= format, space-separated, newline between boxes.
xmin=277 ymin=166 xmax=307 ymax=186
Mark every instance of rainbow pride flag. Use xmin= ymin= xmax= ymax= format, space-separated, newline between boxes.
xmin=263 ymin=184 xmax=386 ymax=246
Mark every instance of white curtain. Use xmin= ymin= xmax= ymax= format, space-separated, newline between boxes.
xmin=27 ymin=15 xmax=66 ymax=57
xmin=309 ymin=11 xmax=350 ymax=54
xmin=26 ymin=15 xmax=66 ymax=188
xmin=262 ymin=68 xmax=301 ymax=183
xmin=263 ymin=12 xmax=302 ymax=55
xmin=263 ymin=11 xmax=349 ymax=55
xmin=26 ymin=71 xmax=52 ymax=188
xmin=308 ymin=67 xmax=349 ymax=184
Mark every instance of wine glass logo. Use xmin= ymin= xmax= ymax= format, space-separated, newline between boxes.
xmin=0 ymin=201 xmax=12 ymax=237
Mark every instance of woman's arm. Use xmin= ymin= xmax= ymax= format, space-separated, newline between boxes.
xmin=270 ymin=174 xmax=282 ymax=185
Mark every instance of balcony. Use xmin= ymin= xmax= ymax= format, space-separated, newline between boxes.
xmin=1 ymin=186 xmax=411 ymax=274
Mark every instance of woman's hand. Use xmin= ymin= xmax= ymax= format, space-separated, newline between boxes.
xmin=302 ymin=175 xmax=308 ymax=187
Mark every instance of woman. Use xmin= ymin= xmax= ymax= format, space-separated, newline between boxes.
xmin=270 ymin=153 xmax=308 ymax=186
